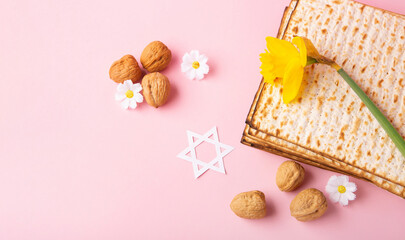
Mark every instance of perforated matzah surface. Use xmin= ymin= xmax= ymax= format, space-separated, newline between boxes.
xmin=242 ymin=0 xmax=405 ymax=198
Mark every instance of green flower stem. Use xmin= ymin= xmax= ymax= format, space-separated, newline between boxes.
xmin=306 ymin=57 xmax=317 ymax=66
xmin=337 ymin=68 xmax=405 ymax=158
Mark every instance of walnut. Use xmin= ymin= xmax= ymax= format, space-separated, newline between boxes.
xmin=140 ymin=41 xmax=172 ymax=72
xmin=290 ymin=188 xmax=327 ymax=221
xmin=141 ymin=72 xmax=170 ymax=108
xmin=109 ymin=55 xmax=143 ymax=83
xmin=276 ymin=160 xmax=305 ymax=191
xmin=230 ymin=190 xmax=266 ymax=219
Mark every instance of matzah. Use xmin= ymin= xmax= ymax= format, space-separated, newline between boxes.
xmin=242 ymin=0 xmax=405 ymax=198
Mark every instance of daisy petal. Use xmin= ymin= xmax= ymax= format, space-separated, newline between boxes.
xmin=326 ymin=184 xmax=337 ymax=194
xmin=346 ymin=191 xmax=356 ymax=201
xmin=346 ymin=182 xmax=357 ymax=192
xmin=121 ymin=98 xmax=130 ymax=109
xmin=129 ymin=99 xmax=137 ymax=109
xmin=330 ymin=192 xmax=340 ymax=203
xmin=181 ymin=62 xmax=192 ymax=72
xmin=199 ymin=63 xmax=209 ymax=74
xmin=339 ymin=176 xmax=349 ymax=186
xmin=336 ymin=176 xmax=345 ymax=186
xmin=336 ymin=177 xmax=344 ymax=186
xmin=190 ymin=50 xmax=200 ymax=59
xmin=124 ymin=80 xmax=133 ymax=89
xmin=195 ymin=71 xmax=204 ymax=80
xmin=132 ymin=83 xmax=142 ymax=93
xmin=327 ymin=175 xmax=339 ymax=187
xmin=182 ymin=53 xmax=193 ymax=63
xmin=186 ymin=69 xmax=196 ymax=80
xmin=198 ymin=55 xmax=208 ymax=64
xmin=117 ymin=83 xmax=128 ymax=93
xmin=115 ymin=93 xmax=126 ymax=101
xmin=134 ymin=93 xmax=143 ymax=103
xmin=339 ymin=194 xmax=349 ymax=206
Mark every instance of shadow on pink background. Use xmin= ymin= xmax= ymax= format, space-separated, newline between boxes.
xmin=1 ymin=0 xmax=404 ymax=239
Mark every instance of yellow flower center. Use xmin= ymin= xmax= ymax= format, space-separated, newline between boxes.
xmin=338 ymin=185 xmax=346 ymax=193
xmin=125 ymin=90 xmax=134 ymax=98
xmin=192 ymin=61 xmax=200 ymax=69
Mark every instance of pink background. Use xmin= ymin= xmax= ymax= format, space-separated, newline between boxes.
xmin=1 ymin=0 xmax=404 ymax=239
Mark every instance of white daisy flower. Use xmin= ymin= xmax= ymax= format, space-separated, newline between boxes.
xmin=325 ymin=175 xmax=357 ymax=206
xmin=115 ymin=80 xmax=143 ymax=109
xmin=181 ymin=50 xmax=209 ymax=80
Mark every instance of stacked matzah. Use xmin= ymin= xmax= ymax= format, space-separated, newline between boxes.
xmin=242 ymin=0 xmax=405 ymax=198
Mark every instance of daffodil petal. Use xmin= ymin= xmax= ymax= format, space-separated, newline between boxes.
xmin=260 ymin=69 xmax=276 ymax=84
xmin=260 ymin=52 xmax=286 ymax=82
xmin=265 ymin=37 xmax=300 ymax=61
xmin=282 ymin=57 xmax=304 ymax=103
xmin=292 ymin=37 xmax=307 ymax=67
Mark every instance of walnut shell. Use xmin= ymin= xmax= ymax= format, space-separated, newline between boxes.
xmin=230 ymin=190 xmax=266 ymax=219
xmin=109 ymin=55 xmax=143 ymax=83
xmin=290 ymin=188 xmax=327 ymax=222
xmin=276 ymin=160 xmax=305 ymax=191
xmin=140 ymin=41 xmax=172 ymax=72
xmin=141 ymin=72 xmax=170 ymax=108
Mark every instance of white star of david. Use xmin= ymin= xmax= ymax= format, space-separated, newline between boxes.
xmin=177 ymin=126 xmax=234 ymax=178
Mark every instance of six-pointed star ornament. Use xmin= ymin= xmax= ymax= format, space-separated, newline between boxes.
xmin=177 ymin=126 xmax=234 ymax=178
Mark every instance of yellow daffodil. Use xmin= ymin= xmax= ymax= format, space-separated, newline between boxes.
xmin=260 ymin=36 xmax=307 ymax=103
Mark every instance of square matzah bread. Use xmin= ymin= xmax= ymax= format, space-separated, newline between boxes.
xmin=242 ymin=0 xmax=405 ymax=197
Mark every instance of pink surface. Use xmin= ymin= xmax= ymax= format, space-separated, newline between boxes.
xmin=1 ymin=0 xmax=404 ymax=239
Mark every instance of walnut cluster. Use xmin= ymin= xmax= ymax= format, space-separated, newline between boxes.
xmin=230 ymin=161 xmax=328 ymax=222
xmin=109 ymin=41 xmax=172 ymax=108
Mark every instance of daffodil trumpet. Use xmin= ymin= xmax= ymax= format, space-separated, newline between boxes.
xmin=260 ymin=36 xmax=308 ymax=103
xmin=260 ymin=36 xmax=405 ymax=159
